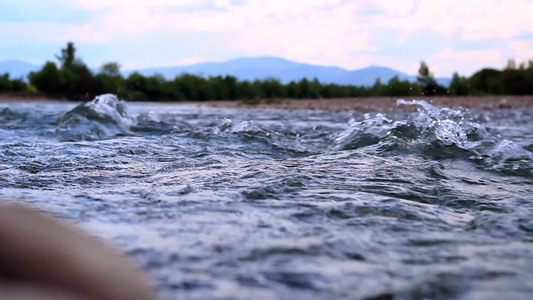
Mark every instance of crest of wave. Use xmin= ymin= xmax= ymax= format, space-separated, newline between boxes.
xmin=56 ymin=94 xmax=136 ymax=141
xmin=334 ymin=99 xmax=533 ymax=177
xmin=334 ymin=100 xmax=469 ymax=150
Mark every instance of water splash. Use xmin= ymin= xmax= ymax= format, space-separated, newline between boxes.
xmin=334 ymin=113 xmax=394 ymax=150
xmin=56 ymin=94 xmax=135 ymax=141
xmin=334 ymin=99 xmax=533 ymax=177
xmin=397 ymin=99 xmax=468 ymax=147
xmin=334 ymin=100 xmax=469 ymax=150
xmin=482 ymin=139 xmax=533 ymax=176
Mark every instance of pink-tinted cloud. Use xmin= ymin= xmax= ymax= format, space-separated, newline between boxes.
xmin=430 ymin=48 xmax=504 ymax=75
xmin=1 ymin=0 xmax=531 ymax=76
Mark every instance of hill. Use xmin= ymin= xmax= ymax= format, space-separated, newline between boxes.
xmin=0 ymin=60 xmax=41 ymax=80
xmin=125 ymin=57 xmax=451 ymax=86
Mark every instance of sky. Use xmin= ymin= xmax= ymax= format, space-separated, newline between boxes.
xmin=0 ymin=0 xmax=532 ymax=77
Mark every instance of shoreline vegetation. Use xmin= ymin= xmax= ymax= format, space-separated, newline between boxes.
xmin=1 ymin=42 xmax=533 ymax=105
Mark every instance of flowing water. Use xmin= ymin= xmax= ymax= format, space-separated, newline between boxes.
xmin=1 ymin=95 xmax=532 ymax=300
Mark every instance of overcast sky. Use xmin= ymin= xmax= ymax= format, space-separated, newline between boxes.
xmin=1 ymin=0 xmax=531 ymax=76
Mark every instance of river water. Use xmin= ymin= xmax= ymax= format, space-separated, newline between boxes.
xmin=0 ymin=95 xmax=532 ymax=300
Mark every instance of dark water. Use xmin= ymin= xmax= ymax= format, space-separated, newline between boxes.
xmin=1 ymin=95 xmax=532 ymax=300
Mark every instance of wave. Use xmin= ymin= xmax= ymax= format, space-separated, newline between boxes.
xmin=7 ymin=93 xmax=530 ymax=177
xmin=334 ymin=99 xmax=533 ymax=177
xmin=56 ymin=94 xmax=135 ymax=141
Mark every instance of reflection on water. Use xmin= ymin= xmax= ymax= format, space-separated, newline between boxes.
xmin=1 ymin=95 xmax=532 ymax=299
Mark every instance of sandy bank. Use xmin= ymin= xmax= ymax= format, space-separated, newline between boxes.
xmin=195 ymin=96 xmax=533 ymax=112
xmin=2 ymin=93 xmax=532 ymax=112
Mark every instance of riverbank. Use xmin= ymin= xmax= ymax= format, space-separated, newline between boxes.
xmin=197 ymin=96 xmax=533 ymax=112
xmin=2 ymin=93 xmax=533 ymax=112
xmin=0 ymin=92 xmax=48 ymax=102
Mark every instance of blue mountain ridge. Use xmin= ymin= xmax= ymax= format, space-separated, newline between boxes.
xmin=0 ymin=60 xmax=41 ymax=79
xmin=1 ymin=57 xmax=451 ymax=86
xmin=125 ymin=57 xmax=451 ymax=86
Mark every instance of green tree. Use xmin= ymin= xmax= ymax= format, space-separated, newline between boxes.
xmin=286 ymin=81 xmax=299 ymax=98
xmin=237 ymin=80 xmax=262 ymax=99
xmin=297 ymin=78 xmax=320 ymax=98
xmin=146 ymin=74 xmax=168 ymax=100
xmin=223 ymin=75 xmax=239 ymax=100
xmin=56 ymin=42 xmax=77 ymax=69
xmin=125 ymin=72 xmax=149 ymax=100
xmin=261 ymin=78 xmax=285 ymax=99
xmin=0 ymin=73 xmax=27 ymax=92
xmin=499 ymin=69 xmax=529 ymax=95
xmin=32 ymin=41 xmax=97 ymax=99
xmin=309 ymin=78 xmax=321 ymax=98
xmin=0 ymin=73 xmax=13 ymax=91
xmin=171 ymin=74 xmax=215 ymax=101
xmin=417 ymin=61 xmax=446 ymax=95
xmin=386 ymin=76 xmax=417 ymax=96
xmin=320 ymin=83 xmax=346 ymax=98
xmin=68 ymin=62 xmax=96 ymax=99
xmin=298 ymin=78 xmax=310 ymax=98
xmin=469 ymin=68 xmax=501 ymax=94
xmin=101 ymin=62 xmax=121 ymax=77
xmin=28 ymin=62 xmax=65 ymax=97
xmin=371 ymin=78 xmax=386 ymax=96
xmin=417 ymin=61 xmax=434 ymax=85
xmin=348 ymin=85 xmax=369 ymax=97
xmin=95 ymin=62 xmax=124 ymax=96
xmin=10 ymin=78 xmax=27 ymax=92
xmin=449 ymin=72 xmax=469 ymax=96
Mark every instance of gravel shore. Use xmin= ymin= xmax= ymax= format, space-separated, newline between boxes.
xmin=197 ymin=96 xmax=533 ymax=112
xmin=2 ymin=94 xmax=532 ymax=112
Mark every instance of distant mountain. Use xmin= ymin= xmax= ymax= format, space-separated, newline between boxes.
xmin=436 ymin=77 xmax=451 ymax=87
xmin=0 ymin=60 xmax=41 ymax=80
xmin=126 ymin=57 xmax=451 ymax=87
xmin=1 ymin=57 xmax=451 ymax=87
xmin=125 ymin=57 xmax=348 ymax=83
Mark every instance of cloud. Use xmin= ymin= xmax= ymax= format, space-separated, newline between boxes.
xmin=75 ymin=0 xmax=200 ymax=10
xmin=226 ymin=1 xmax=374 ymax=68
xmin=358 ymin=4 xmax=387 ymax=17
xmin=371 ymin=0 xmax=533 ymax=40
xmin=0 ymin=1 xmax=97 ymax=24
xmin=429 ymin=48 xmax=504 ymax=76
xmin=0 ymin=0 xmax=531 ymax=76
xmin=510 ymin=40 xmax=533 ymax=62
xmin=174 ymin=57 xmax=209 ymax=65
xmin=0 ymin=21 xmax=69 ymax=43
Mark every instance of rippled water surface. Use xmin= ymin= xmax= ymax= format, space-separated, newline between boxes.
xmin=1 ymin=95 xmax=532 ymax=300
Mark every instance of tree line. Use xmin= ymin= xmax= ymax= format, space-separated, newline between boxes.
xmin=1 ymin=42 xmax=532 ymax=101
